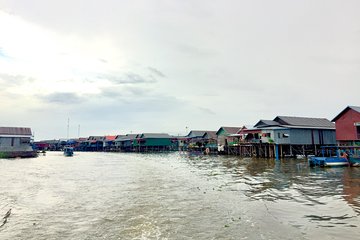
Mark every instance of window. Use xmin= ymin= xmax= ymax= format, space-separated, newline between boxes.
xmin=11 ymin=138 xmax=14 ymax=146
xmin=283 ymin=133 xmax=289 ymax=138
xmin=278 ymin=133 xmax=281 ymax=138
xmin=357 ymin=126 xmax=360 ymax=139
xmin=21 ymin=138 xmax=30 ymax=144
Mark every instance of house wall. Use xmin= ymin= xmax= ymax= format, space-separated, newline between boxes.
xmin=288 ymin=129 xmax=335 ymax=145
xmin=259 ymin=129 xmax=336 ymax=145
xmin=134 ymin=138 xmax=172 ymax=147
xmin=260 ymin=129 xmax=275 ymax=143
xmin=0 ymin=136 xmax=32 ymax=151
xmin=216 ymin=128 xmax=227 ymax=146
xmin=273 ymin=129 xmax=291 ymax=144
xmin=335 ymin=109 xmax=360 ymax=141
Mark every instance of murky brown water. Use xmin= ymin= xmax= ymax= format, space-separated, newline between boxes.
xmin=0 ymin=152 xmax=359 ymax=239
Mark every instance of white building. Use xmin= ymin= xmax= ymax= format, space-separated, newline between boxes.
xmin=0 ymin=127 xmax=37 ymax=158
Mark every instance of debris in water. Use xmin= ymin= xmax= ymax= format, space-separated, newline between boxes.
xmin=0 ymin=208 xmax=11 ymax=228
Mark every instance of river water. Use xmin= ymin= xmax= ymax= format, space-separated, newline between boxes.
xmin=0 ymin=152 xmax=359 ymax=240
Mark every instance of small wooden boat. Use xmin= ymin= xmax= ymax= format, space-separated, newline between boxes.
xmin=309 ymin=156 xmax=349 ymax=167
xmin=63 ymin=147 xmax=74 ymax=157
xmin=309 ymin=146 xmax=349 ymax=167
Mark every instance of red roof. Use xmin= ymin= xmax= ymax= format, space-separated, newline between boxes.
xmin=241 ymin=129 xmax=261 ymax=134
xmin=105 ymin=135 xmax=116 ymax=141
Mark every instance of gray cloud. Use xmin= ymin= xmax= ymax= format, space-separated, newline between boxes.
xmin=0 ymin=73 xmax=35 ymax=86
xmin=39 ymin=92 xmax=84 ymax=104
xmin=97 ymin=73 xmax=157 ymax=85
xmin=98 ymin=58 xmax=108 ymax=63
xmin=198 ymin=107 xmax=216 ymax=115
xmin=148 ymin=67 xmax=166 ymax=78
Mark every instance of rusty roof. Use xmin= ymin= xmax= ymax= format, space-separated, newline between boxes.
xmin=0 ymin=127 xmax=32 ymax=136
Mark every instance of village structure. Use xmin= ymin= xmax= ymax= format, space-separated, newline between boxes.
xmin=1 ymin=106 xmax=360 ymax=159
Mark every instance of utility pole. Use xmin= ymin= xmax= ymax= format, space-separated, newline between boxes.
xmin=67 ymin=118 xmax=70 ymax=140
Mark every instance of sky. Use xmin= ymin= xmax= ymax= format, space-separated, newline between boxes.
xmin=0 ymin=0 xmax=359 ymax=140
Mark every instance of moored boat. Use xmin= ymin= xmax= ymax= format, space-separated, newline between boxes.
xmin=309 ymin=146 xmax=349 ymax=167
xmin=309 ymin=156 xmax=349 ymax=167
xmin=63 ymin=147 xmax=74 ymax=157
xmin=349 ymin=156 xmax=360 ymax=167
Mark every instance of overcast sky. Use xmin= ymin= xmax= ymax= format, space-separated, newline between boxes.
xmin=0 ymin=0 xmax=359 ymax=140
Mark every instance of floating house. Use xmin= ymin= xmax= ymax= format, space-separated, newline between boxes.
xmin=115 ymin=134 xmax=139 ymax=152
xmin=103 ymin=135 xmax=116 ymax=151
xmin=332 ymin=106 xmax=360 ymax=146
xmin=113 ymin=135 xmax=125 ymax=151
xmin=202 ymin=131 xmax=218 ymax=151
xmin=184 ymin=130 xmax=218 ymax=152
xmin=186 ymin=131 xmax=208 ymax=139
xmin=216 ymin=126 xmax=243 ymax=147
xmin=83 ymin=136 xmax=106 ymax=151
xmin=133 ymin=133 xmax=176 ymax=152
xmin=0 ymin=127 xmax=37 ymax=158
xmin=252 ymin=116 xmax=336 ymax=157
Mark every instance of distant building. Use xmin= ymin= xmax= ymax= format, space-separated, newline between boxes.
xmin=133 ymin=133 xmax=176 ymax=152
xmin=332 ymin=106 xmax=360 ymax=145
xmin=103 ymin=135 xmax=117 ymax=151
xmin=115 ymin=134 xmax=139 ymax=152
xmin=185 ymin=130 xmax=217 ymax=149
xmin=216 ymin=126 xmax=243 ymax=147
xmin=0 ymin=127 xmax=37 ymax=158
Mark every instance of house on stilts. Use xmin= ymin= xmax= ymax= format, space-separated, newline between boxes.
xmin=227 ymin=116 xmax=336 ymax=158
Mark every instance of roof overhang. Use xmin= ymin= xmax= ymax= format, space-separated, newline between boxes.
xmin=0 ymin=135 xmax=32 ymax=138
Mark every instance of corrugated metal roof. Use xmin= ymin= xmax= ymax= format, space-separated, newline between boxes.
xmin=186 ymin=130 xmax=207 ymax=138
xmin=138 ymin=133 xmax=171 ymax=139
xmin=332 ymin=106 xmax=360 ymax=122
xmin=349 ymin=106 xmax=360 ymax=113
xmin=203 ymin=131 xmax=217 ymax=139
xmin=254 ymin=120 xmax=280 ymax=128
xmin=87 ymin=136 xmax=105 ymax=141
xmin=217 ymin=127 xmax=242 ymax=135
xmin=0 ymin=127 xmax=32 ymax=136
xmin=115 ymin=134 xmax=139 ymax=141
xmin=115 ymin=135 xmax=125 ymax=139
xmin=274 ymin=116 xmax=335 ymax=129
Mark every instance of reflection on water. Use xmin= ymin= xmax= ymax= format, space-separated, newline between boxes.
xmin=0 ymin=152 xmax=359 ymax=239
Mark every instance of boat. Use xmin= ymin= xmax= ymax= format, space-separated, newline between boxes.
xmin=339 ymin=146 xmax=360 ymax=167
xmin=309 ymin=156 xmax=349 ymax=167
xmin=309 ymin=146 xmax=349 ymax=167
xmin=349 ymin=156 xmax=360 ymax=166
xmin=63 ymin=147 xmax=74 ymax=157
